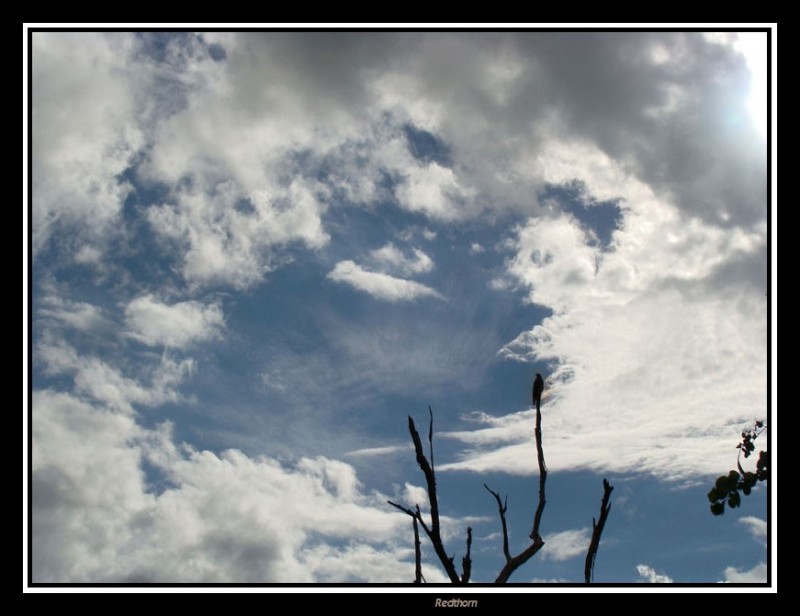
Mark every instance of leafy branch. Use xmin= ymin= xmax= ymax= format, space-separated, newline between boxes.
xmin=708 ymin=421 xmax=768 ymax=516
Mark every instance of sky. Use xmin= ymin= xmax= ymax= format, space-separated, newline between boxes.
xmin=26 ymin=29 xmax=773 ymax=586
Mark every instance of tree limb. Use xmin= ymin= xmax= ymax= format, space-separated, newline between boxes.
xmin=405 ymin=415 xmax=461 ymax=584
xmin=584 ymin=478 xmax=614 ymax=583
xmin=495 ymin=536 xmax=545 ymax=584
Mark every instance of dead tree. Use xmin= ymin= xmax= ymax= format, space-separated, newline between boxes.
xmin=389 ymin=388 xmax=614 ymax=583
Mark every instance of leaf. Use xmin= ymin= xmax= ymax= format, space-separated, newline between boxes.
xmin=711 ymin=502 xmax=725 ymax=516
xmin=715 ymin=476 xmax=729 ymax=493
xmin=707 ymin=488 xmax=720 ymax=503
xmin=727 ymin=491 xmax=741 ymax=509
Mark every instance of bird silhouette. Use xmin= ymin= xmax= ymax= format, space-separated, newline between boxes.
xmin=532 ymin=372 xmax=544 ymax=409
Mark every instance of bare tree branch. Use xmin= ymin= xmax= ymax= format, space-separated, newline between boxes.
xmin=483 ymin=484 xmax=511 ymax=563
xmin=584 ymin=478 xmax=614 ymax=584
xmin=392 ymin=389 xmax=610 ymax=584
xmin=461 ymin=527 xmax=473 ymax=584
xmin=406 ymin=415 xmax=461 ymax=584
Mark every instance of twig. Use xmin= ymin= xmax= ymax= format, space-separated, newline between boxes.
xmin=413 ymin=516 xmax=422 ymax=584
xmin=461 ymin=527 xmax=473 ymax=584
xmin=484 ymin=484 xmax=511 ymax=563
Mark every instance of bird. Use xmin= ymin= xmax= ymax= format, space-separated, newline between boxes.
xmin=532 ymin=372 xmax=544 ymax=409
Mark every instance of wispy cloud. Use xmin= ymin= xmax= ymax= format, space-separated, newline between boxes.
xmin=541 ymin=528 xmax=591 ymax=561
xmin=370 ymin=242 xmax=434 ymax=275
xmin=327 ymin=260 xmax=443 ymax=302
xmin=38 ymin=295 xmax=110 ymax=332
xmin=636 ymin=564 xmax=673 ymax=583
xmin=345 ymin=445 xmax=411 ymax=458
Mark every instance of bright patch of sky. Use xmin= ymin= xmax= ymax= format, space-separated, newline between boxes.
xmin=28 ymin=29 xmax=772 ymax=586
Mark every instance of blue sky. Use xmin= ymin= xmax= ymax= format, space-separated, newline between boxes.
xmin=27 ymin=30 xmax=772 ymax=585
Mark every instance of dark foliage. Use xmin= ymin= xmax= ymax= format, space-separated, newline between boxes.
xmin=708 ymin=421 xmax=768 ymax=515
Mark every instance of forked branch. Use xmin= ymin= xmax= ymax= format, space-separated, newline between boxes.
xmin=490 ymin=397 xmax=549 ymax=583
xmin=396 ymin=414 xmax=462 ymax=584
xmin=483 ymin=484 xmax=511 ymax=563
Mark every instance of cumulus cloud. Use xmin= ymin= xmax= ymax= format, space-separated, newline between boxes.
xmin=147 ymin=179 xmax=329 ymax=290
xmin=541 ymin=528 xmax=591 ymax=561
xmin=31 ymin=389 xmax=417 ymax=582
xmin=32 ymin=33 xmax=143 ymax=260
xmin=124 ymin=294 xmax=224 ymax=349
xmin=636 ymin=564 xmax=673 ymax=583
xmin=722 ymin=562 xmax=767 ymax=583
xmin=33 ymin=33 xmax=764 ymax=292
xmin=327 ymin=260 xmax=443 ymax=302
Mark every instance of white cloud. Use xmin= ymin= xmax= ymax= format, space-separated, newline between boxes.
xmin=636 ymin=564 xmax=673 ymax=583
xmin=722 ymin=562 xmax=767 ymax=583
xmin=327 ymin=260 xmax=443 ymax=302
xmin=739 ymin=516 xmax=767 ymax=543
xmin=541 ymin=528 xmax=591 ymax=562
xmin=32 ymin=33 xmax=143 ymax=260
xmin=469 ymin=242 xmax=485 ymax=254
xmin=125 ymin=294 xmax=224 ymax=349
xmin=31 ymin=389 xmax=420 ymax=582
xmin=370 ymin=242 xmax=434 ymax=275
xmin=403 ymin=482 xmax=428 ymax=506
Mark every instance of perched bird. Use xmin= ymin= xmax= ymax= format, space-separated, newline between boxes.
xmin=532 ymin=373 xmax=544 ymax=408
